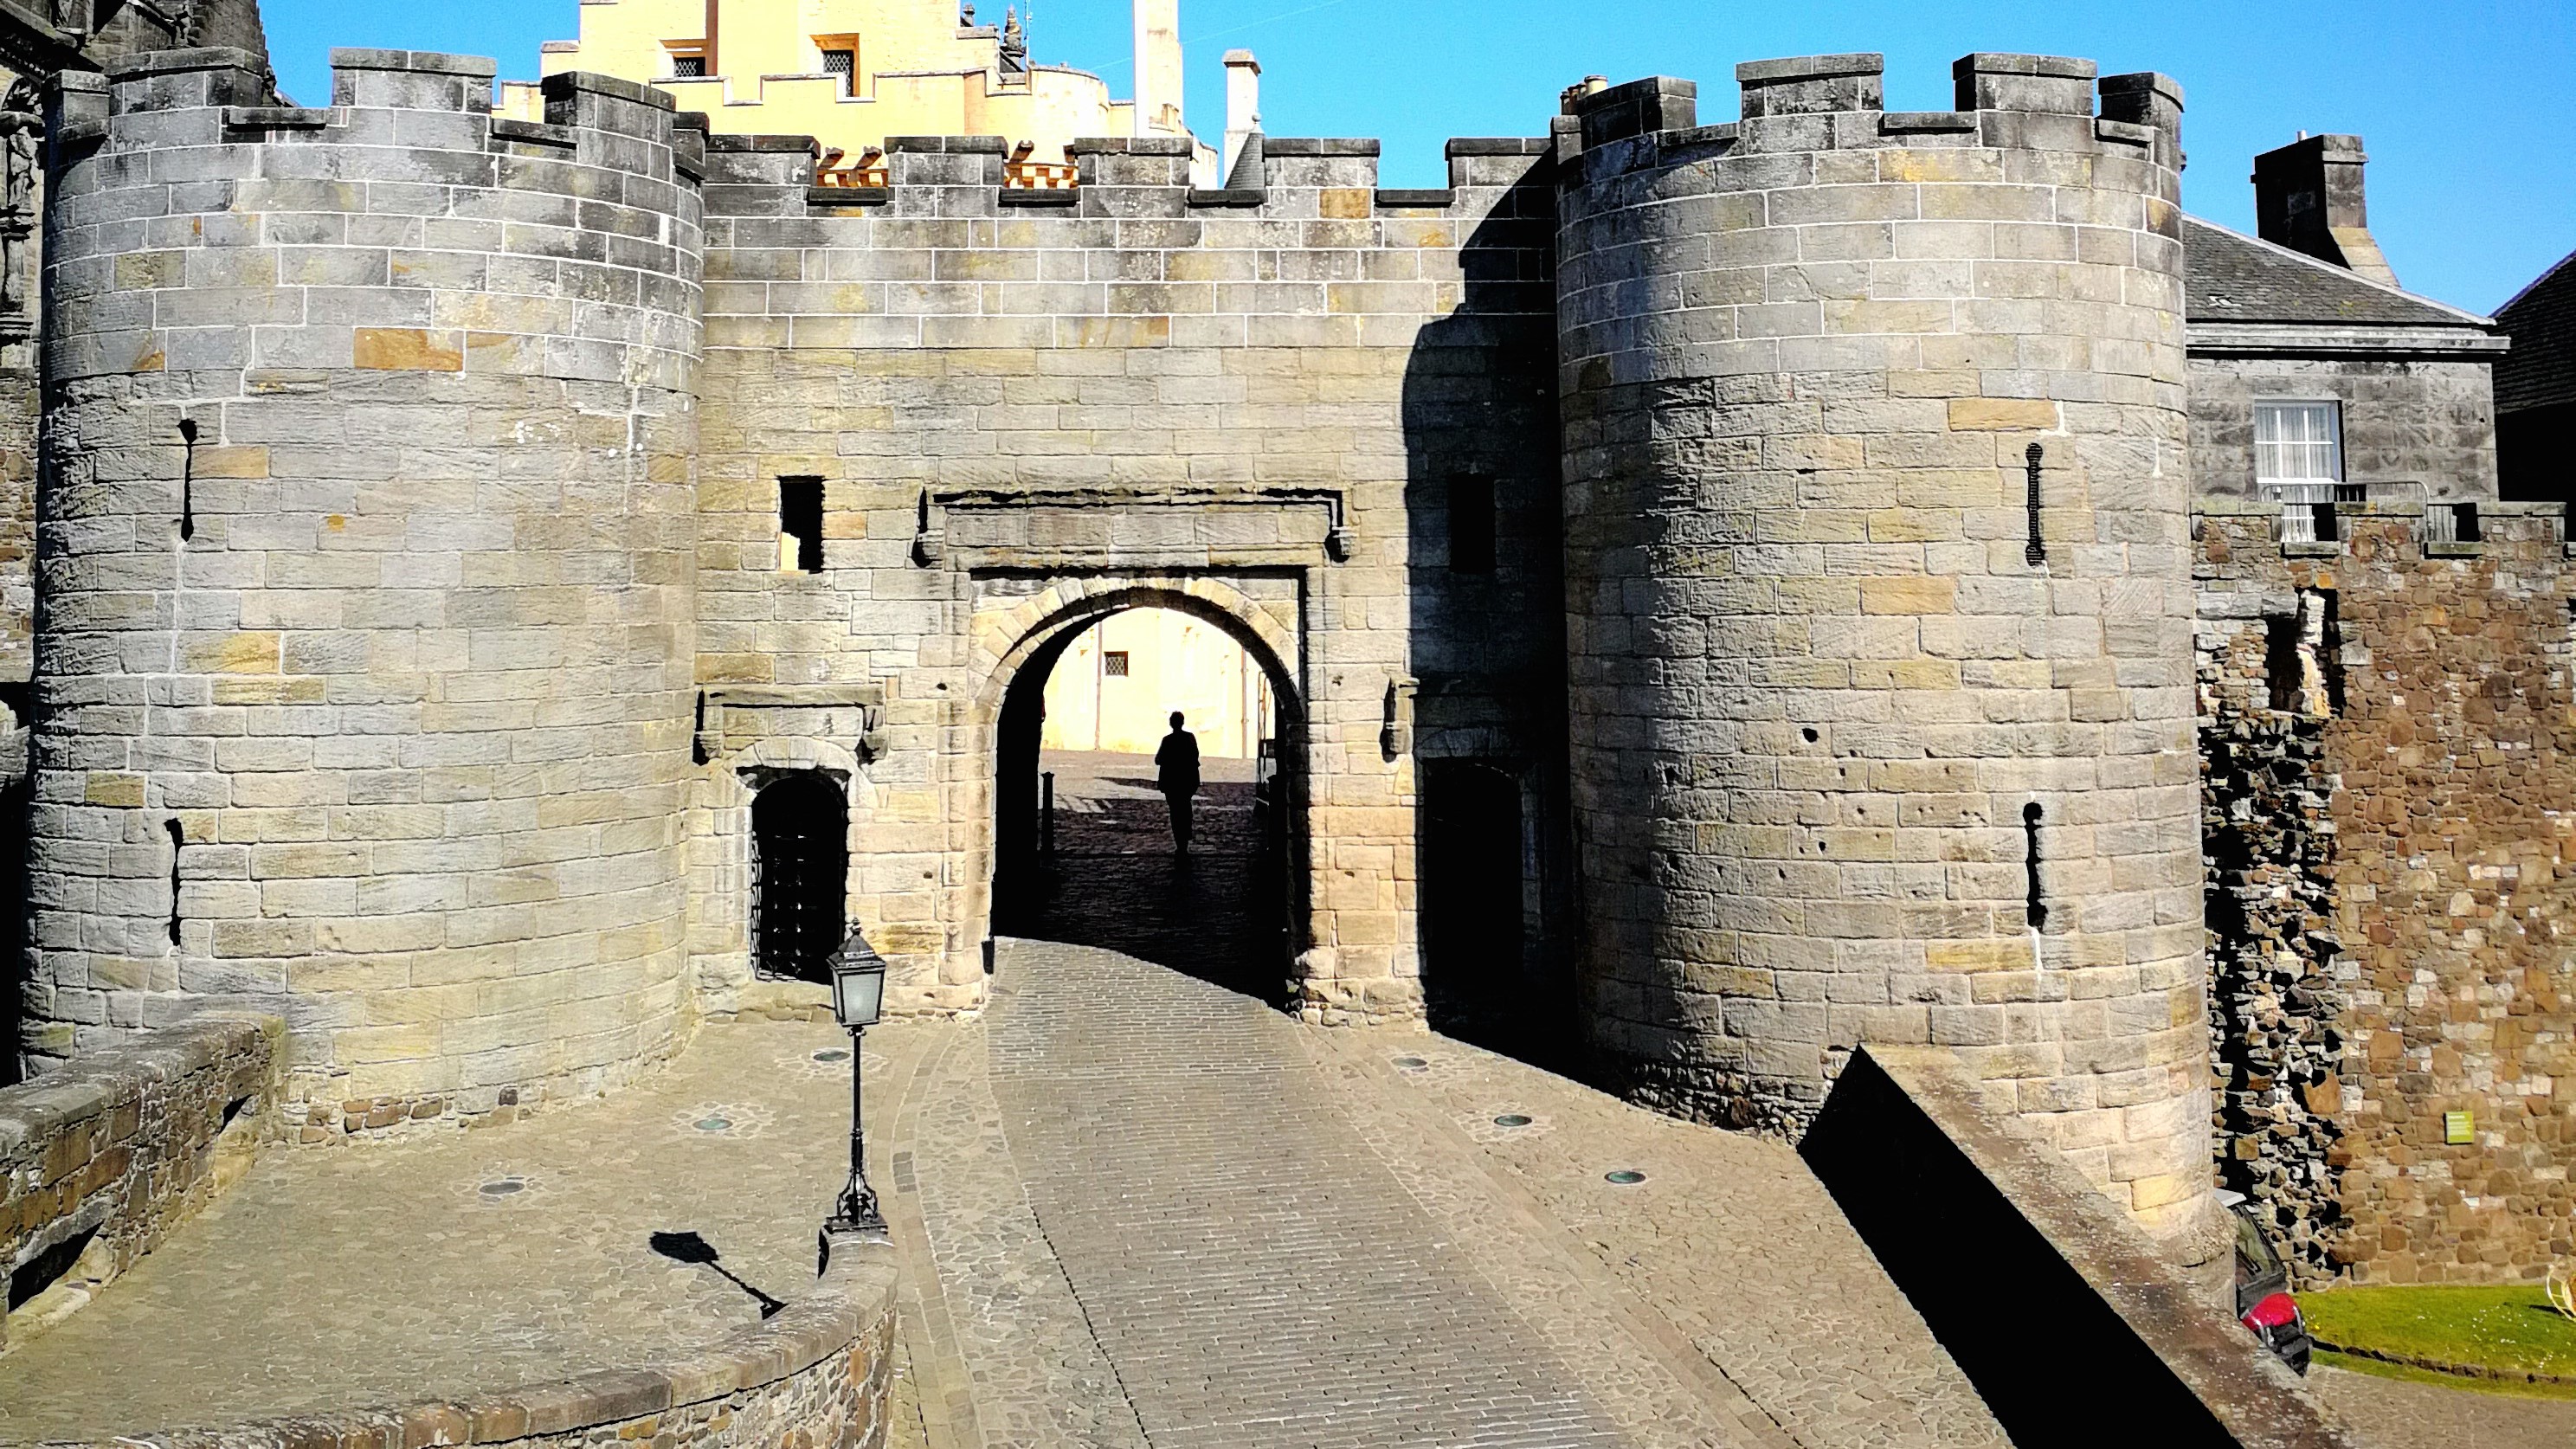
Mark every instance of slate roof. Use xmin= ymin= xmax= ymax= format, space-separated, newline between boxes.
xmin=2496 ymin=248 xmax=2576 ymax=413
xmin=2183 ymin=216 xmax=2490 ymax=330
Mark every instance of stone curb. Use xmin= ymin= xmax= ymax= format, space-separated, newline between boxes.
xmin=0 ymin=1235 xmax=899 ymax=1449
xmin=2309 ymin=1336 xmax=2576 ymax=1390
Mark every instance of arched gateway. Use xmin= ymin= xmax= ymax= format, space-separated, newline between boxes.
xmin=967 ymin=577 xmax=1311 ymax=997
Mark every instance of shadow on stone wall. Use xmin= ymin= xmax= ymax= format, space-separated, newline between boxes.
xmin=1399 ymin=159 xmax=1578 ymax=1072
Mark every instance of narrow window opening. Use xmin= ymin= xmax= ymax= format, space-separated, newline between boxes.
xmin=778 ymin=477 xmax=825 ymax=574
xmin=1447 ymin=475 xmax=1496 ymax=575
xmin=1102 ymin=651 xmax=1130 ymax=678
xmin=2265 ymin=615 xmax=2303 ymax=713
xmin=2023 ymin=442 xmax=2045 ymax=567
xmin=819 ymin=46 xmax=857 ymax=95
xmin=165 ymin=817 xmax=184 ymax=946
xmin=2315 ymin=590 xmax=2347 ymax=715
xmin=2023 ymin=802 xmax=2047 ymax=931
xmin=2426 ymin=500 xmax=2482 ymax=544
xmin=2269 ymin=591 xmax=2344 ymax=717
xmin=670 ymin=52 xmax=708 ymax=79
xmin=10 ymin=1226 xmax=98 ymax=1312
xmin=177 ymin=417 xmax=196 ymax=543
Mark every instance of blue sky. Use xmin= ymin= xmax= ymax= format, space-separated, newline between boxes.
xmin=261 ymin=0 xmax=2575 ymax=314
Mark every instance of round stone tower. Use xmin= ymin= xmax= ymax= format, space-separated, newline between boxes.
xmin=1558 ymin=55 xmax=2208 ymax=1238
xmin=28 ymin=48 xmax=704 ymax=1130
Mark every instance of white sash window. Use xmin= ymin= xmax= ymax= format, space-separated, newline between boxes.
xmin=2257 ymin=402 xmax=2344 ymax=543
xmin=2256 ymin=402 xmax=2344 ymax=485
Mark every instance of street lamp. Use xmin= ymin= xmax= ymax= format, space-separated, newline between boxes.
xmin=826 ymin=930 xmax=888 ymax=1236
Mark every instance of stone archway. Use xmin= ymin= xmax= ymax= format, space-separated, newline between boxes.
xmin=965 ymin=577 xmax=1309 ymax=996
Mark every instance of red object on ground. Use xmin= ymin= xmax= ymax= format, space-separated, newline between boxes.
xmin=2244 ymin=1292 xmax=2301 ymax=1330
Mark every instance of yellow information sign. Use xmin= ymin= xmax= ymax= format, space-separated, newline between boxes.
xmin=2444 ymin=1111 xmax=2476 ymax=1145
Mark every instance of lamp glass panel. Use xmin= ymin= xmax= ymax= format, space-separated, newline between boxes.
xmin=833 ymin=961 xmax=886 ymax=1028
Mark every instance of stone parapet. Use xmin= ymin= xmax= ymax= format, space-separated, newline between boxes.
xmin=25 ymin=48 xmax=706 ymax=1129
xmin=1805 ymin=1046 xmax=2360 ymax=1448
xmin=0 ymin=1012 xmax=278 ymax=1354
xmin=1556 ymin=56 xmax=2208 ymax=1243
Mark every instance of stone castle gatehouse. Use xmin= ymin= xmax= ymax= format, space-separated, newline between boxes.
xmin=15 ymin=41 xmax=2573 ymax=1283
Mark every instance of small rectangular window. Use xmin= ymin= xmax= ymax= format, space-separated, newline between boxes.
xmin=669 ymin=51 xmax=707 ymax=79
xmin=1447 ymin=475 xmax=1496 ymax=575
xmin=2255 ymin=401 xmax=2344 ymax=485
xmin=779 ymin=477 xmax=824 ymax=574
xmin=1103 ymin=651 xmax=1130 ymax=678
xmin=820 ymin=47 xmax=856 ymax=93
xmin=2426 ymin=501 xmax=2482 ymax=544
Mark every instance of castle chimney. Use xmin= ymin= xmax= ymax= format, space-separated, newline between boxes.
xmin=1131 ymin=0 xmax=1183 ymax=137
xmin=1222 ymin=49 xmax=1260 ymax=185
xmin=2253 ymin=133 xmax=2400 ymax=289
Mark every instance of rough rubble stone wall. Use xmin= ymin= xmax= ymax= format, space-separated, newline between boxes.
xmin=25 ymin=49 xmax=705 ymax=1136
xmin=0 ymin=1011 xmax=277 ymax=1354
xmin=2197 ymin=500 xmax=2576 ymax=1282
xmin=1557 ymin=55 xmax=2212 ymax=1240
xmin=2198 ymin=698 xmax=2346 ymax=1282
xmin=689 ymin=131 xmax=1557 ymax=1019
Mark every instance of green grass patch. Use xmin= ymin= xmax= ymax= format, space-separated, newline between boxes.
xmin=2313 ymin=1349 xmax=2576 ymax=1401
xmin=2300 ymin=1285 xmax=2576 ymax=1382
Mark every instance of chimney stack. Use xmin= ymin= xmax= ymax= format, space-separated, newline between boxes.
xmin=1223 ymin=50 xmax=1260 ymax=186
xmin=2253 ymin=133 xmax=2400 ymax=290
xmin=1131 ymin=0 xmax=1183 ymax=137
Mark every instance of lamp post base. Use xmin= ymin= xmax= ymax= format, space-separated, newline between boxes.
xmin=830 ymin=1180 xmax=887 ymax=1236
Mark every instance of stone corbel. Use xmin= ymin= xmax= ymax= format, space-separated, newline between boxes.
xmin=1380 ymin=675 xmax=1417 ymax=761
xmin=860 ymin=704 xmax=889 ymax=763
xmin=911 ymin=489 xmax=943 ymax=567
xmin=1325 ymin=494 xmax=1356 ymax=562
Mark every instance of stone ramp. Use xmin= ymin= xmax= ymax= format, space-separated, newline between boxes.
xmin=879 ymin=939 xmax=2009 ymax=1449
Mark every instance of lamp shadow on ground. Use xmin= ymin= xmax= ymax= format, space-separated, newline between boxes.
xmin=648 ymin=1230 xmax=787 ymax=1319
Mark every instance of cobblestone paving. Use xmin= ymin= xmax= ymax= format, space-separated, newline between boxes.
xmin=874 ymin=754 xmax=2012 ymax=1449
xmin=2312 ymin=1364 xmax=2576 ymax=1449
xmin=0 ymin=1018 xmax=863 ymax=1439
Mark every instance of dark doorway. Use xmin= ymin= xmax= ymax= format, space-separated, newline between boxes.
xmin=751 ymin=771 xmax=847 ymax=983
xmin=991 ymin=609 xmax=1296 ymax=1003
xmin=1422 ymin=759 xmax=1551 ymax=1059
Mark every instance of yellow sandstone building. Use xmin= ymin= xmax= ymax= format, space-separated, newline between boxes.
xmin=507 ymin=0 xmax=1220 ymax=173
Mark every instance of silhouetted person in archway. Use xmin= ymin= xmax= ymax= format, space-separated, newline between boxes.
xmin=1156 ymin=712 xmax=1201 ymax=855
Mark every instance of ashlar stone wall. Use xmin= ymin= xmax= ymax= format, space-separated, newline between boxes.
xmin=687 ymin=129 xmax=1558 ymax=1020
xmin=26 ymin=49 xmax=705 ymax=1135
xmin=1557 ymin=56 xmax=2213 ymax=1245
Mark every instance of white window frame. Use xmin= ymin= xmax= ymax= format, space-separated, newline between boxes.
xmin=2256 ymin=401 xmax=2346 ymax=544
xmin=2254 ymin=400 xmax=2345 ymax=487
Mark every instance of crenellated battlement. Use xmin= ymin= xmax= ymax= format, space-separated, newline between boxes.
xmin=1565 ymin=53 xmax=2185 ymax=177
xmin=61 ymin=48 xmax=702 ymax=192
xmin=42 ymin=47 xmax=704 ymax=392
xmin=699 ymin=124 xmax=1549 ymax=222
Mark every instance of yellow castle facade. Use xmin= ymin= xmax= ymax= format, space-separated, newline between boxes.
xmin=506 ymin=0 xmax=1216 ymax=172
xmin=1041 ymin=609 xmax=1272 ymax=760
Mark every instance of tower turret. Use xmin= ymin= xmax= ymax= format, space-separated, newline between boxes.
xmin=28 ymin=48 xmax=705 ymax=1133
xmin=1557 ymin=55 xmax=2208 ymax=1242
